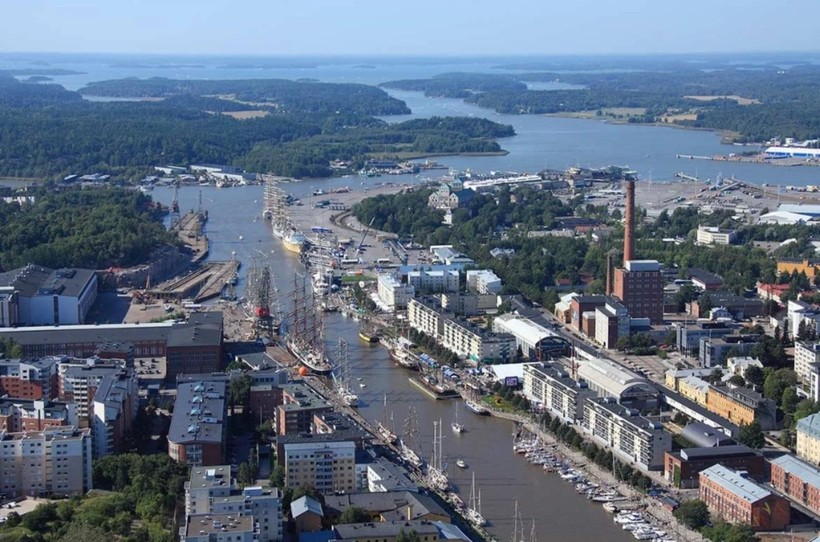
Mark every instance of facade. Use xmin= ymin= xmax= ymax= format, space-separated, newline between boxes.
xmin=523 ymin=363 xmax=595 ymax=423
xmin=0 ymin=356 xmax=61 ymax=400
xmin=770 ymin=454 xmax=820 ymax=517
xmin=168 ymin=381 xmax=227 ymax=466
xmin=594 ymin=299 xmax=629 ymax=349
xmin=0 ymin=426 xmax=92 ymax=498
xmin=778 ymin=258 xmax=820 ymax=279
xmin=664 ymin=368 xmax=714 ymax=391
xmin=675 ymin=321 xmax=739 ymax=358
xmin=0 ymin=287 xmax=18 ymax=327
xmin=407 ymin=270 xmax=459 ymax=294
xmin=91 ymin=370 xmax=138 ymax=457
xmin=0 ymin=265 xmax=97 ymax=326
xmin=377 ymin=274 xmax=415 ymax=309
xmin=699 ymin=464 xmax=789 ymax=530
xmin=165 ymin=312 xmax=224 ymax=382
xmin=465 ymin=270 xmax=502 ymax=295
xmin=58 ymin=359 xmax=130 ymax=422
xmin=797 ymin=413 xmax=820 ymax=465
xmin=570 ymin=295 xmax=607 ymax=331
xmin=440 ymin=293 xmax=497 ymax=316
xmin=690 ymin=291 xmax=764 ymax=320
xmin=0 ymin=398 xmax=77 ymax=432
xmin=612 ymin=260 xmax=664 ymax=324
xmin=581 ymin=397 xmax=671 ymax=471
xmin=493 ymin=313 xmax=571 ymax=360
xmin=705 ymin=384 xmax=777 ymax=430
xmin=279 ymin=438 xmax=356 ymax=494
xmin=678 ymin=376 xmax=710 ymax=406
xmin=440 ymin=318 xmax=514 ymax=363
xmin=699 ymin=336 xmax=761 ymax=367
xmin=277 ymin=382 xmax=332 ymax=436
xmin=407 ymin=297 xmax=449 ymax=339
xmin=663 ymin=445 xmax=764 ymax=489
xmin=796 ymin=341 xmax=820 ymax=388
xmin=789 ymin=300 xmax=820 ymax=341
xmin=696 ymin=226 xmax=737 ymax=246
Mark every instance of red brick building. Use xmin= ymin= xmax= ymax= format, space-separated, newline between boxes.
xmin=664 ymin=445 xmax=765 ymax=489
xmin=0 ymin=357 xmax=61 ymax=400
xmin=612 ymin=261 xmax=664 ymax=324
xmin=699 ymin=464 xmax=790 ymax=530
xmin=168 ymin=380 xmax=227 ymax=467
xmin=770 ymin=454 xmax=820 ymax=516
xmin=0 ymin=398 xmax=76 ymax=432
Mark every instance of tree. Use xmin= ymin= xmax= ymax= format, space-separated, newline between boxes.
xmin=237 ymin=462 xmax=254 ymax=487
xmin=745 ymin=365 xmax=765 ymax=388
xmin=727 ymin=374 xmax=745 ymax=387
xmin=673 ymin=499 xmax=710 ymax=530
xmin=338 ymin=506 xmax=371 ymax=524
xmin=229 ymin=375 xmax=253 ymax=409
xmin=738 ymin=421 xmax=765 ymax=449
xmin=701 ymin=521 xmax=758 ymax=542
xmin=270 ymin=465 xmax=285 ymax=489
xmin=781 ymin=387 xmax=799 ymax=414
xmin=57 ymin=524 xmax=110 ymax=542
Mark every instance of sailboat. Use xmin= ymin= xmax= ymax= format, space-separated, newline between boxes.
xmin=399 ymin=407 xmax=424 ymax=469
xmin=376 ymin=394 xmax=398 ymax=444
xmin=451 ymin=401 xmax=465 ymax=434
xmin=466 ymin=472 xmax=487 ymax=527
xmin=511 ymin=501 xmax=525 ymax=542
xmin=332 ymin=338 xmax=357 ymax=407
xmin=427 ymin=419 xmax=450 ymax=491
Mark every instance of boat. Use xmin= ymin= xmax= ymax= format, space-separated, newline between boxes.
xmin=281 ymin=229 xmax=307 ymax=254
xmin=285 ymin=274 xmax=334 ymax=375
xmin=287 ymin=335 xmax=334 ymax=375
xmin=332 ymin=339 xmax=358 ymax=407
xmin=400 ymin=407 xmax=424 ymax=469
xmin=465 ymin=472 xmax=486 ymax=527
xmin=451 ymin=402 xmax=465 ymax=434
xmin=387 ymin=338 xmax=418 ymax=370
xmin=377 ymin=395 xmax=398 ymax=444
xmin=358 ymin=330 xmax=379 ymax=343
xmin=456 ymin=459 xmax=467 ymax=469
xmin=465 ymin=399 xmax=489 ymax=415
xmin=266 ymin=178 xmax=307 ymax=254
xmin=359 ymin=382 xmax=366 ymax=388
xmin=427 ymin=419 xmax=450 ymax=491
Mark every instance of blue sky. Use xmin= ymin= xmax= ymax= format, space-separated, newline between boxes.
xmin=2 ymin=0 xmax=819 ymax=56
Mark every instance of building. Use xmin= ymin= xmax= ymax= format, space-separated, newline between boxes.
xmin=0 ymin=356 xmax=61 ymax=400
xmin=678 ymin=376 xmax=710 ymax=406
xmin=168 ymin=381 xmax=227 ymax=466
xmin=208 ymin=485 xmax=282 ymax=542
xmin=594 ymin=299 xmax=630 ymax=349
xmin=492 ymin=314 xmax=570 ymax=360
xmin=0 ymin=265 xmax=97 ymax=326
xmin=778 ymin=258 xmax=820 ymax=279
xmin=697 ymin=226 xmax=738 ymax=246
xmin=699 ymin=464 xmax=789 ymax=530
xmin=429 ymin=245 xmax=474 ymax=266
xmin=770 ymin=454 xmax=820 ymax=517
xmin=663 ymin=445 xmax=765 ymax=489
xmin=407 ymin=270 xmax=459 ymax=294
xmin=689 ymin=291 xmax=764 ymax=320
xmin=699 ymin=336 xmax=762 ymax=367
xmin=796 ymin=342 xmax=820 ymax=388
xmin=797 ymin=413 xmax=820 ymax=465
xmin=664 ymin=367 xmax=714 ymax=391
xmin=58 ymin=358 xmax=131 ymax=422
xmin=377 ymin=274 xmax=415 ymax=310
xmin=553 ymin=292 xmax=578 ymax=324
xmin=575 ymin=356 xmax=658 ymax=405
xmin=324 ymin=491 xmax=449 ymax=524
xmin=612 ymin=260 xmax=664 ymax=324
xmin=185 ymin=465 xmax=233 ymax=516
xmin=674 ymin=321 xmax=739 ymax=358
xmin=440 ymin=318 xmax=514 ymax=364
xmin=523 ymin=363 xmax=595 ymax=423
xmin=465 ymin=270 xmax=502 ymax=295
xmin=581 ymin=397 xmax=671 ymax=471
xmin=726 ymin=357 xmax=764 ymax=379
xmin=427 ymin=184 xmax=474 ymax=211
xmin=706 ymin=384 xmax=777 ymax=430
xmin=291 ymin=495 xmax=324 ymax=533
xmin=278 ymin=436 xmax=356 ymax=494
xmin=92 ymin=370 xmax=138 ymax=457
xmin=332 ymin=520 xmax=441 ymax=542
xmin=165 ymin=312 xmax=224 ymax=382
xmin=0 ymin=398 xmax=77 ymax=432
xmin=569 ymin=295 xmax=607 ymax=332
xmin=789 ymin=300 xmax=820 ymax=341
xmin=688 ymin=268 xmax=724 ymax=291
xmin=407 ymin=297 xmax=449 ymax=339
xmin=366 ymin=457 xmax=417 ymax=493
xmin=0 ymin=426 xmax=92 ymax=498
xmin=183 ymin=514 xmax=257 ymax=542
xmin=680 ymin=422 xmax=736 ymax=448
xmin=0 ymin=287 xmax=18 ymax=328
xmin=440 ymin=293 xmax=497 ymax=316
xmin=277 ymin=382 xmax=332 ymax=436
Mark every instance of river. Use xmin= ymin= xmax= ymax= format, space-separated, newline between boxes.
xmin=155 ymin=184 xmax=632 ymax=541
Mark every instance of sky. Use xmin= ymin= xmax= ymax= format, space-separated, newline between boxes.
xmin=1 ymin=0 xmax=819 ymax=57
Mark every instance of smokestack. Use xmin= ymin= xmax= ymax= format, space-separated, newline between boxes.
xmin=624 ymin=180 xmax=635 ymax=265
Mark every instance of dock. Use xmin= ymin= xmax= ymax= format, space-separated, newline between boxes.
xmin=172 ymin=211 xmax=209 ymax=263
xmin=147 ymin=260 xmax=238 ymax=302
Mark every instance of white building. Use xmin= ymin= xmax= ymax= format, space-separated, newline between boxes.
xmin=429 ymin=245 xmax=474 ymax=266
xmin=377 ymin=274 xmax=415 ymax=309
xmin=183 ymin=514 xmax=257 ymax=542
xmin=407 ymin=297 xmax=447 ymax=338
xmin=575 ymin=356 xmax=657 ymax=404
xmin=281 ymin=440 xmax=356 ymax=494
xmin=795 ymin=341 xmax=820 ymax=388
xmin=466 ymin=270 xmax=502 ymax=295
xmin=0 ymin=426 xmax=92 ymax=497
xmin=58 ymin=358 xmax=130 ymax=421
xmin=523 ymin=363 xmax=595 ymax=423
xmin=0 ymin=266 xmax=97 ymax=326
xmin=726 ymin=357 xmax=763 ymax=379
xmin=408 ymin=269 xmax=459 ymax=294
xmin=441 ymin=318 xmax=514 ymax=363
xmin=581 ymin=397 xmax=671 ymax=471
xmin=789 ymin=300 xmax=820 ymax=340
xmin=696 ymin=226 xmax=737 ymax=246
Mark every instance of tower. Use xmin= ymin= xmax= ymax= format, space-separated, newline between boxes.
xmin=624 ymin=179 xmax=636 ymax=264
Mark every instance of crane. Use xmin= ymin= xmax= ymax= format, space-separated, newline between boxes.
xmin=357 ymin=217 xmax=375 ymax=254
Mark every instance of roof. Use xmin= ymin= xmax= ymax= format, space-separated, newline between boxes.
xmin=797 ymin=413 xmax=820 ymax=440
xmin=587 ymin=397 xmax=664 ymax=434
xmin=168 ymin=381 xmax=226 ymax=445
xmin=494 ymin=314 xmax=553 ymax=345
xmin=333 ymin=521 xmax=440 ymax=540
xmin=324 ymin=491 xmax=447 ymax=521
xmin=700 ymin=464 xmax=771 ymax=503
xmin=0 ymin=321 xmax=176 ymax=348
xmin=0 ymin=265 xmax=95 ymax=298
xmin=679 ymin=445 xmax=756 ymax=461
xmin=681 ymin=422 xmax=736 ymax=448
xmin=759 ymin=210 xmax=813 ymax=224
xmin=688 ymin=268 xmax=723 ymax=286
xmin=185 ymin=513 xmax=254 ymax=536
xmin=433 ymin=521 xmax=471 ymax=541
xmin=779 ymin=203 xmax=820 ymax=216
xmin=291 ymin=495 xmax=324 ymax=518
xmin=188 ymin=465 xmax=233 ymax=490
xmin=576 ymin=356 xmax=656 ymax=400
xmin=771 ymin=454 xmax=820 ymax=489
xmin=166 ymin=312 xmax=223 ymax=348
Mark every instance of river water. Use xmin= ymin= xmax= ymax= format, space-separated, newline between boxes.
xmin=156 ymin=185 xmax=632 ymax=541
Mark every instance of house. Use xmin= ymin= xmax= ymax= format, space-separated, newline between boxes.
xmin=292 ymin=495 xmax=324 ymax=533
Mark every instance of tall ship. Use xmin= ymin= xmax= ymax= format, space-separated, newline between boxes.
xmin=377 ymin=394 xmax=398 ymax=444
xmin=399 ymin=407 xmax=424 ymax=469
xmin=466 ymin=472 xmax=487 ymax=527
xmin=386 ymin=336 xmax=418 ymax=370
xmin=264 ymin=177 xmax=307 ymax=254
xmin=428 ymin=419 xmax=450 ymax=491
xmin=244 ymin=254 xmax=280 ymax=335
xmin=286 ymin=274 xmax=335 ymax=375
xmin=332 ymin=338 xmax=357 ymax=407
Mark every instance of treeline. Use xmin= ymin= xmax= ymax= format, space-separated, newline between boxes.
xmin=0 ymin=454 xmax=187 ymax=542
xmin=0 ymin=76 xmax=514 ymax=178
xmin=380 ymin=72 xmax=527 ymax=98
xmin=466 ymin=89 xmax=685 ymax=115
xmin=0 ymin=187 xmax=173 ymax=270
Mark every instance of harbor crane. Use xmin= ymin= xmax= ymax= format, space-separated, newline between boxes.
xmin=357 ymin=217 xmax=375 ymax=254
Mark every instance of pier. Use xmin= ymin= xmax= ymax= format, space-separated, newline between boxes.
xmin=172 ymin=211 xmax=209 ymax=263
xmin=146 ymin=260 xmax=239 ymax=302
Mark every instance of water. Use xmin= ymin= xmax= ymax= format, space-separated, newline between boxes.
xmin=2 ymin=53 xmax=819 ymax=187
xmin=155 ymin=185 xmax=632 ymax=541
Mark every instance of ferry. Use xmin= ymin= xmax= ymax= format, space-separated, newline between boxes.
xmin=465 ymin=399 xmax=489 ymax=415
xmin=358 ymin=330 xmax=379 ymax=343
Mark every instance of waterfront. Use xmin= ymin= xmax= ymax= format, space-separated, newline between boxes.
xmin=154 ymin=184 xmax=633 ymax=541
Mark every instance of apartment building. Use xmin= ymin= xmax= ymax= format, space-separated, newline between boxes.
xmin=0 ymin=356 xmax=61 ymax=400
xmin=523 ymin=363 xmax=595 ymax=423
xmin=465 ymin=269 xmax=502 ymax=295
xmin=92 ymin=370 xmax=138 ymax=457
xmin=407 ymin=269 xmax=459 ymax=294
xmin=700 ymin=464 xmax=789 ymax=530
xmin=407 ymin=297 xmax=448 ymax=339
xmin=796 ymin=413 xmax=820 ymax=465
xmin=58 ymin=358 xmax=130 ymax=421
xmin=705 ymin=385 xmax=777 ymax=430
xmin=168 ymin=381 xmax=227 ymax=467
xmin=278 ymin=436 xmax=356 ymax=494
xmin=277 ymin=382 xmax=332 ymax=436
xmin=581 ymin=397 xmax=671 ymax=471
xmin=0 ymin=398 xmax=77 ymax=433
xmin=0 ymin=426 xmax=92 ymax=498
xmin=440 ymin=317 xmax=514 ymax=363
xmin=697 ymin=226 xmax=737 ymax=246
xmin=183 ymin=514 xmax=257 ymax=542
xmin=678 ymin=376 xmax=710 ymax=406
xmin=377 ymin=274 xmax=415 ymax=310
xmin=770 ymin=454 xmax=820 ymax=517
xmin=795 ymin=341 xmax=820 ymax=388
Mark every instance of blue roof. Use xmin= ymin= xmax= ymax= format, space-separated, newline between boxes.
xmin=291 ymin=495 xmax=324 ymax=518
xmin=797 ymin=412 xmax=820 ymax=440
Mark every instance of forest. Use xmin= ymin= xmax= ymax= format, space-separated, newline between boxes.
xmin=381 ymin=65 xmax=820 ymax=141
xmin=0 ymin=187 xmax=173 ymax=270
xmin=0 ymin=76 xmax=514 ymax=179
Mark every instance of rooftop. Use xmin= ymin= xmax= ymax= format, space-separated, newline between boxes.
xmin=797 ymin=413 xmax=820 ymax=440
xmin=185 ymin=513 xmax=254 ymax=537
xmin=494 ymin=313 xmax=552 ymax=345
xmin=587 ymin=397 xmax=664 ymax=433
xmin=166 ymin=311 xmax=223 ymax=348
xmin=0 ymin=265 xmax=95 ymax=298
xmin=770 ymin=454 xmax=820 ymax=488
xmin=168 ymin=381 xmax=226 ymax=445
xmin=325 ymin=491 xmax=447 ymax=522
xmin=700 ymin=464 xmax=771 ymax=502
xmin=678 ymin=444 xmax=757 ymax=461
xmin=334 ymin=520 xmax=440 ymax=540
xmin=188 ymin=465 xmax=233 ymax=490
xmin=576 ymin=356 xmax=656 ymax=399
xmin=291 ymin=495 xmax=323 ymax=518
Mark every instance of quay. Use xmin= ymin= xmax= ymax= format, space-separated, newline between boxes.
xmin=172 ymin=210 xmax=209 ymax=263
xmin=147 ymin=260 xmax=238 ymax=302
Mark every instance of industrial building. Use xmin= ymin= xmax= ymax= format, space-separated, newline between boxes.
xmin=575 ymin=356 xmax=658 ymax=405
xmin=594 ymin=298 xmax=630 ymax=349
xmin=492 ymin=313 xmax=571 ymax=360
xmin=699 ymin=464 xmax=789 ymax=530
xmin=0 ymin=265 xmax=98 ymax=326
xmin=663 ymin=445 xmax=764 ymax=489
xmin=770 ymin=454 xmax=820 ymax=517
